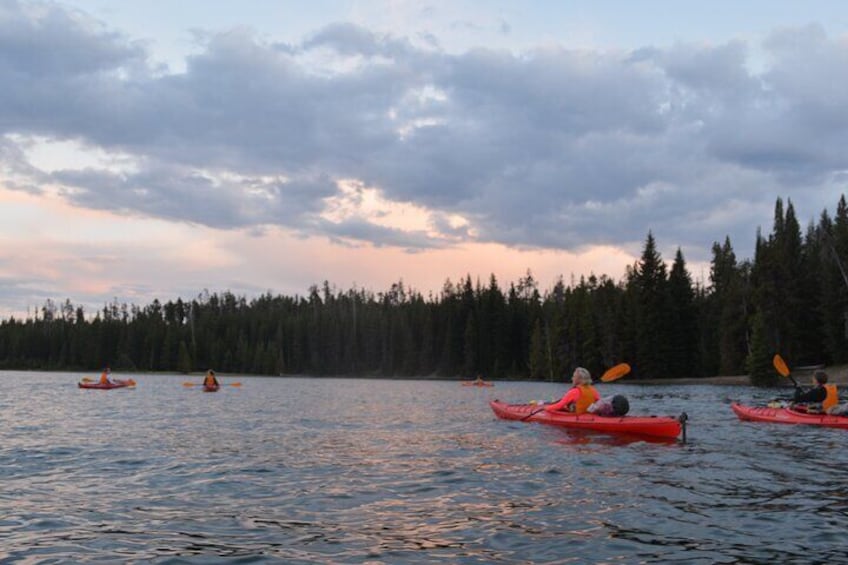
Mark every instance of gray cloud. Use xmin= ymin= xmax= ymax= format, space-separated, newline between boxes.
xmin=0 ymin=0 xmax=144 ymax=78
xmin=52 ymin=164 xmax=336 ymax=229
xmin=317 ymin=217 xmax=440 ymax=250
xmin=302 ymin=21 xmax=414 ymax=59
xmin=0 ymin=275 xmax=51 ymax=316
xmin=1 ymin=2 xmax=847 ymax=261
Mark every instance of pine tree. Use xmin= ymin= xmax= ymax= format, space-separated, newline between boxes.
xmin=177 ymin=340 xmax=192 ymax=374
xmin=747 ymin=312 xmax=777 ymax=386
xmin=631 ymin=232 xmax=669 ymax=379
xmin=528 ymin=319 xmax=547 ymax=380
xmin=667 ymin=248 xmax=698 ymax=378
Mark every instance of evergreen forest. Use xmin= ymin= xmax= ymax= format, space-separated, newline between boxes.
xmin=3 ymin=196 xmax=848 ymax=383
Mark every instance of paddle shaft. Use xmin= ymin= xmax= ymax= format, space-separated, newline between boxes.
xmin=521 ymin=406 xmax=547 ymax=421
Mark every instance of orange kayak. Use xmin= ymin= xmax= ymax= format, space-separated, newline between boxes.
xmin=462 ymin=381 xmax=494 ymax=387
xmin=490 ymin=400 xmax=685 ymax=439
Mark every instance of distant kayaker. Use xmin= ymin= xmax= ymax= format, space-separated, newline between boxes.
xmin=793 ymin=370 xmax=838 ymax=411
xmin=203 ymin=369 xmax=220 ymax=388
xmin=545 ymin=367 xmax=600 ymax=414
xmin=99 ymin=367 xmax=113 ymax=385
xmin=474 ymin=374 xmax=485 ymax=384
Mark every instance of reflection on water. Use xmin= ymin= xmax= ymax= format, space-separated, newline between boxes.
xmin=1 ymin=372 xmax=847 ymax=563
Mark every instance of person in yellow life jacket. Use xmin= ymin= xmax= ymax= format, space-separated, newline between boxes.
xmin=99 ymin=367 xmax=112 ymax=385
xmin=203 ymin=369 xmax=220 ymax=388
xmin=545 ymin=367 xmax=600 ymax=414
xmin=793 ymin=370 xmax=838 ymax=411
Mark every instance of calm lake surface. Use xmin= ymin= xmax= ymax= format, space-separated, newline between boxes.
xmin=2 ymin=371 xmax=847 ymax=564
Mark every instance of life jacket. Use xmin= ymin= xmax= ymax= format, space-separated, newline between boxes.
xmin=574 ymin=384 xmax=599 ymax=414
xmin=99 ymin=371 xmax=110 ymax=384
xmin=823 ymin=384 xmax=838 ymax=411
xmin=204 ymin=374 xmax=218 ymax=387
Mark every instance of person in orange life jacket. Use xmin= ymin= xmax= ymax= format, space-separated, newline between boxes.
xmin=203 ymin=369 xmax=220 ymax=388
xmin=545 ymin=367 xmax=600 ymax=414
xmin=99 ymin=367 xmax=113 ymax=385
xmin=793 ymin=370 xmax=838 ymax=411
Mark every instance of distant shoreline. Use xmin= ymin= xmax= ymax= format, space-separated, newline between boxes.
xmin=637 ymin=365 xmax=848 ymax=386
xmin=635 ymin=375 xmax=752 ymax=386
xmin=5 ymin=367 xmax=848 ymax=385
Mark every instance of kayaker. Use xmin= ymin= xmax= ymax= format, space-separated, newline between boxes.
xmin=545 ymin=367 xmax=600 ymax=414
xmin=203 ymin=369 xmax=220 ymax=388
xmin=793 ymin=370 xmax=838 ymax=411
xmin=99 ymin=367 xmax=113 ymax=385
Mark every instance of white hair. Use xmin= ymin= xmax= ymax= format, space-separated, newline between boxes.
xmin=574 ymin=367 xmax=592 ymax=384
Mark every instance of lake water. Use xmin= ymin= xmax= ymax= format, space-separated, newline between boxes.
xmin=2 ymin=371 xmax=847 ymax=563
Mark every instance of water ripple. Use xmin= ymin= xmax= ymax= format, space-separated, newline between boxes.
xmin=2 ymin=373 xmax=848 ymax=562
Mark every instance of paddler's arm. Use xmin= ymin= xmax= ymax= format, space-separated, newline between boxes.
xmin=545 ymin=388 xmax=579 ymax=412
xmin=794 ymin=387 xmax=826 ymax=404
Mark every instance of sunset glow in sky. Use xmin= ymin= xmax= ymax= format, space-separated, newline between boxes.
xmin=2 ymin=0 xmax=848 ymax=317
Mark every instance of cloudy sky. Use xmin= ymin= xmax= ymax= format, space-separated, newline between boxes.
xmin=2 ymin=0 xmax=848 ymax=318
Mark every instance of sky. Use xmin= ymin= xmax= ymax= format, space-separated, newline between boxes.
xmin=2 ymin=0 xmax=848 ymax=319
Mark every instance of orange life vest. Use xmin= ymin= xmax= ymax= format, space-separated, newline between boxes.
xmin=574 ymin=384 xmax=600 ymax=414
xmin=204 ymin=374 xmax=217 ymax=387
xmin=823 ymin=384 xmax=838 ymax=411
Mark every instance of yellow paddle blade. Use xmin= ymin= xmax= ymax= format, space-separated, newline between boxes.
xmin=229 ymin=382 xmax=242 ymax=387
xmin=81 ymin=377 xmax=94 ymax=383
xmin=773 ymin=354 xmax=790 ymax=377
xmin=126 ymin=379 xmax=136 ymax=387
xmin=183 ymin=382 xmax=197 ymax=387
xmin=600 ymin=363 xmax=632 ymax=382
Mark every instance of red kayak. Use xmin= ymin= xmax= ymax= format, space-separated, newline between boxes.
xmin=78 ymin=379 xmax=135 ymax=390
xmin=203 ymin=383 xmax=220 ymax=392
xmin=731 ymin=403 xmax=848 ymax=429
xmin=490 ymin=400 xmax=685 ymax=439
xmin=462 ymin=381 xmax=494 ymax=387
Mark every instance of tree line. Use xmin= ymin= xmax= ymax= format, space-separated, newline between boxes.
xmin=2 ymin=196 xmax=848 ymax=383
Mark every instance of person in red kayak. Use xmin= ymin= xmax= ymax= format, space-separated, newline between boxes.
xmin=793 ymin=370 xmax=838 ymax=411
xmin=545 ymin=367 xmax=600 ymax=414
xmin=99 ymin=367 xmax=113 ymax=385
xmin=203 ymin=369 xmax=220 ymax=388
